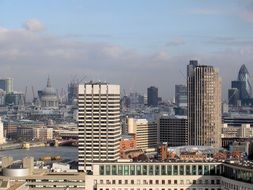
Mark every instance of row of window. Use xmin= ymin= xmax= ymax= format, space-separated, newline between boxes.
xmin=96 ymin=188 xmax=221 ymax=190
xmin=99 ymin=164 xmax=222 ymax=176
xmin=98 ymin=178 xmax=220 ymax=185
xmin=221 ymin=180 xmax=253 ymax=190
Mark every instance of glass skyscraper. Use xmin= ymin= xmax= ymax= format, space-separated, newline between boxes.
xmin=237 ymin=64 xmax=252 ymax=99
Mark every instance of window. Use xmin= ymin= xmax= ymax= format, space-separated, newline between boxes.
xmin=118 ymin=165 xmax=123 ymax=175
xmin=155 ymin=165 xmax=160 ymax=175
xmin=100 ymin=165 xmax=104 ymax=175
xmin=143 ymin=165 xmax=147 ymax=175
xmin=198 ymin=165 xmax=203 ymax=175
xmin=174 ymin=180 xmax=177 ymax=184
xmin=124 ymin=165 xmax=129 ymax=175
xmin=161 ymin=165 xmax=166 ymax=175
xmin=155 ymin=180 xmax=159 ymax=184
xmin=106 ymin=165 xmax=110 ymax=175
xmin=192 ymin=165 xmax=197 ymax=175
xmin=168 ymin=180 xmax=171 ymax=184
xmin=173 ymin=165 xmax=178 ymax=175
xmin=204 ymin=165 xmax=209 ymax=175
xmin=136 ymin=165 xmax=141 ymax=175
xmin=179 ymin=165 xmax=184 ymax=175
xmin=186 ymin=165 xmax=191 ymax=175
xmin=130 ymin=165 xmax=135 ymax=175
xmin=131 ymin=180 xmax=134 ymax=184
xmin=112 ymin=165 xmax=117 ymax=175
xmin=167 ymin=165 xmax=172 ymax=175
xmin=149 ymin=165 xmax=154 ymax=175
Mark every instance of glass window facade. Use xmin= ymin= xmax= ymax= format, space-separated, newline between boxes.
xmin=99 ymin=164 xmax=222 ymax=176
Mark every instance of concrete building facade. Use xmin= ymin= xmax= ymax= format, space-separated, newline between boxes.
xmin=128 ymin=118 xmax=157 ymax=151
xmin=85 ymin=161 xmax=253 ymax=190
xmin=187 ymin=60 xmax=222 ymax=148
xmin=78 ymin=82 xmax=121 ymax=171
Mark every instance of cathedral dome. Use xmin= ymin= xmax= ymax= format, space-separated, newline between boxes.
xmin=39 ymin=77 xmax=59 ymax=108
xmin=42 ymin=77 xmax=57 ymax=96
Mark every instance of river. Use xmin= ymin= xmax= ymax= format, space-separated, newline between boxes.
xmin=0 ymin=146 xmax=78 ymax=161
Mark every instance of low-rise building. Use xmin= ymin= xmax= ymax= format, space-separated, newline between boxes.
xmin=85 ymin=161 xmax=253 ymax=190
xmin=127 ymin=118 xmax=158 ymax=151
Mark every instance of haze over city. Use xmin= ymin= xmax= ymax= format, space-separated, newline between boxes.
xmin=0 ymin=0 xmax=253 ymax=99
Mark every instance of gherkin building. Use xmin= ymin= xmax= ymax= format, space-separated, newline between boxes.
xmin=238 ymin=64 xmax=252 ymax=99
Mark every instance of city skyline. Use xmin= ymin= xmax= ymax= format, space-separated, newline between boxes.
xmin=0 ymin=0 xmax=253 ymax=99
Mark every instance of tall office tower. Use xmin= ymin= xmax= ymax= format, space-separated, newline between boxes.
xmin=0 ymin=78 xmax=13 ymax=94
xmin=238 ymin=64 xmax=252 ymax=99
xmin=229 ymin=64 xmax=253 ymax=106
xmin=147 ymin=86 xmax=158 ymax=107
xmin=228 ymin=88 xmax=240 ymax=106
xmin=68 ymin=82 xmax=79 ymax=105
xmin=159 ymin=116 xmax=188 ymax=147
xmin=175 ymin=84 xmax=187 ymax=107
xmin=187 ymin=60 xmax=221 ymax=148
xmin=78 ymin=82 xmax=121 ymax=171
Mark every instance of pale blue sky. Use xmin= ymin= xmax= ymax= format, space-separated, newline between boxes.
xmin=0 ymin=0 xmax=252 ymax=98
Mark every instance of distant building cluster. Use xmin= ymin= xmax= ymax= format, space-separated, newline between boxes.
xmin=1 ymin=60 xmax=253 ymax=189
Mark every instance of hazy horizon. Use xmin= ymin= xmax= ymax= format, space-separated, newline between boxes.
xmin=0 ymin=0 xmax=253 ymax=100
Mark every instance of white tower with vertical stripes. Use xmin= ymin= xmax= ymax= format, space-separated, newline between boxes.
xmin=78 ymin=82 xmax=121 ymax=171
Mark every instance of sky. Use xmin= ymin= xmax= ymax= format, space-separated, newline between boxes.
xmin=0 ymin=0 xmax=253 ymax=100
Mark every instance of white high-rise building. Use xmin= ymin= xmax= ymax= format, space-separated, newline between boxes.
xmin=78 ymin=82 xmax=121 ymax=171
xmin=0 ymin=117 xmax=5 ymax=144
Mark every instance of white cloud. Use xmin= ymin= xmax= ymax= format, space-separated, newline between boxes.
xmin=23 ymin=19 xmax=44 ymax=32
xmin=0 ymin=19 xmax=253 ymax=99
